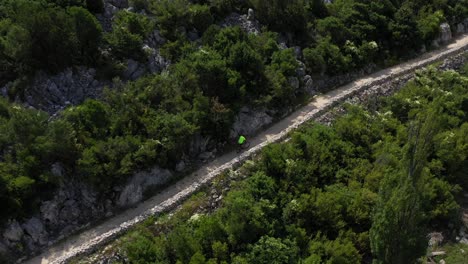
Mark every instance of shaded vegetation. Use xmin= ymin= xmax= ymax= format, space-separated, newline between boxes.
xmin=115 ymin=68 xmax=468 ymax=263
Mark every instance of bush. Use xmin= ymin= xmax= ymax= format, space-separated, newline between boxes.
xmin=189 ymin=4 xmax=214 ymax=33
xmin=105 ymin=11 xmax=153 ymax=59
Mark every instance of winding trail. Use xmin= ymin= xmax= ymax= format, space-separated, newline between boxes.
xmin=25 ymin=34 xmax=468 ymax=264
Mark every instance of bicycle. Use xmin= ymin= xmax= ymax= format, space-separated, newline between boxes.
xmin=236 ymin=141 xmax=251 ymax=153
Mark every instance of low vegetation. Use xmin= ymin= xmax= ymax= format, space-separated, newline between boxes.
xmin=112 ymin=67 xmax=468 ymax=263
xmin=0 ymin=0 xmax=467 ymax=226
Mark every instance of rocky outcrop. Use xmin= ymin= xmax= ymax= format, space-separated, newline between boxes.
xmin=230 ymin=107 xmax=273 ymax=138
xmin=303 ymin=75 xmax=316 ymax=95
xmin=0 ymin=165 xmax=175 ymax=260
xmin=221 ymin=9 xmax=261 ymax=35
xmin=117 ymin=167 xmax=173 ymax=207
xmin=97 ymin=0 xmax=130 ymax=31
xmin=433 ymin=23 xmax=453 ymax=47
xmin=17 ymin=67 xmax=106 ymax=114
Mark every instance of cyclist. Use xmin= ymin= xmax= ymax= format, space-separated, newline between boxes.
xmin=237 ymin=135 xmax=247 ymax=151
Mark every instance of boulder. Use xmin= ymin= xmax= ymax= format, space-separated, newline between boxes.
xmin=3 ymin=221 xmax=24 ymax=242
xmin=117 ymin=167 xmax=173 ymax=207
xmin=40 ymin=200 xmax=60 ymax=225
xmin=438 ymin=22 xmax=452 ymax=44
xmin=59 ymin=199 xmax=81 ymax=223
xmin=21 ymin=218 xmax=48 ymax=246
xmin=247 ymin=8 xmax=255 ymax=21
xmin=25 ymin=67 xmax=104 ymax=114
xmin=230 ymin=107 xmax=273 ymax=138
xmin=303 ymin=75 xmax=315 ymax=95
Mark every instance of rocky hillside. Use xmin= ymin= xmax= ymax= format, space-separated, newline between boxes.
xmin=0 ymin=0 xmax=467 ymax=262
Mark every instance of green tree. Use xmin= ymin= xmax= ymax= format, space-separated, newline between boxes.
xmin=69 ymin=6 xmax=102 ymax=62
xmin=248 ymin=236 xmax=299 ymax=264
xmin=370 ymin=109 xmax=441 ymax=263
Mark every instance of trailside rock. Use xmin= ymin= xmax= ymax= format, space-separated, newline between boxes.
xmin=440 ymin=23 xmax=452 ymax=42
xmin=117 ymin=167 xmax=173 ymax=207
xmin=437 ymin=23 xmax=453 ymax=45
xmin=303 ymin=75 xmax=315 ymax=95
xmin=230 ymin=107 xmax=273 ymax=138
xmin=21 ymin=218 xmax=48 ymax=246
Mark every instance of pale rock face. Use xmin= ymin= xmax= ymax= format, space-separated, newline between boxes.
xmin=23 ymin=67 xmax=104 ymax=114
xmin=303 ymin=75 xmax=315 ymax=95
xmin=22 ymin=218 xmax=48 ymax=246
xmin=117 ymin=167 xmax=173 ymax=207
xmin=438 ymin=23 xmax=452 ymax=43
xmin=247 ymin=8 xmax=255 ymax=21
xmin=230 ymin=107 xmax=273 ymax=138
xmin=3 ymin=221 xmax=24 ymax=242
xmin=40 ymin=201 xmax=60 ymax=225
xmin=221 ymin=11 xmax=261 ymax=35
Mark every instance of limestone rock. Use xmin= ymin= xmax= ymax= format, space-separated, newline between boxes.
xmin=24 ymin=67 xmax=104 ymax=114
xmin=303 ymin=75 xmax=315 ymax=95
xmin=3 ymin=221 xmax=24 ymax=242
xmin=247 ymin=8 xmax=255 ymax=21
xmin=40 ymin=200 xmax=60 ymax=225
xmin=221 ymin=12 xmax=261 ymax=35
xmin=117 ymin=167 xmax=173 ymax=207
xmin=438 ymin=23 xmax=452 ymax=44
xmin=230 ymin=107 xmax=273 ymax=138
xmin=21 ymin=218 xmax=48 ymax=246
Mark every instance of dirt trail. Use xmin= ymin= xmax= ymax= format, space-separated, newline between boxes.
xmin=24 ymin=34 xmax=468 ymax=264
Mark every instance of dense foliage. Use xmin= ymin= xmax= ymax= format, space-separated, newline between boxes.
xmin=0 ymin=24 xmax=302 ymax=221
xmin=0 ymin=0 xmax=466 ymax=87
xmin=117 ymin=67 xmax=468 ymax=263
xmin=0 ymin=0 xmax=467 ymax=230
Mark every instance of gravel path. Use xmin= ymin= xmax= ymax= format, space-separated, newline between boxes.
xmin=24 ymin=34 xmax=468 ymax=264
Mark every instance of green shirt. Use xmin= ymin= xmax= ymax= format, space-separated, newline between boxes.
xmin=238 ymin=135 xmax=246 ymax=145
